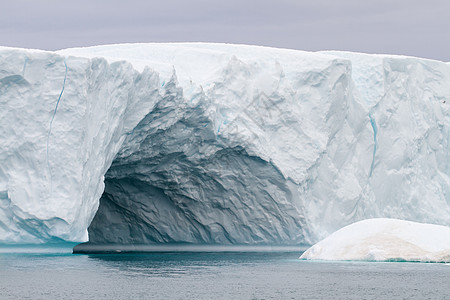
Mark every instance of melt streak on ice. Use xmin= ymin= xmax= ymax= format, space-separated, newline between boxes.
xmin=0 ymin=43 xmax=449 ymax=245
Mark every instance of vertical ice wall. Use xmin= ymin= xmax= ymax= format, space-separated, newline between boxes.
xmin=310 ymin=51 xmax=450 ymax=238
xmin=0 ymin=47 xmax=161 ymax=243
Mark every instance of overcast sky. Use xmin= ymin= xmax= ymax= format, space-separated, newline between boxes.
xmin=1 ymin=0 xmax=449 ymax=61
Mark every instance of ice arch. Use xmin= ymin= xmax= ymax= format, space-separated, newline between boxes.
xmin=87 ymin=79 xmax=307 ymax=245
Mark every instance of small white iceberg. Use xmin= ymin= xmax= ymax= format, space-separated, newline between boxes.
xmin=300 ymin=218 xmax=450 ymax=263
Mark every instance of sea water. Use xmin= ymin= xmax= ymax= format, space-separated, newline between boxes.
xmin=0 ymin=247 xmax=449 ymax=299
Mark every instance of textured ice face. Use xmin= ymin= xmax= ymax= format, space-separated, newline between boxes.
xmin=0 ymin=43 xmax=449 ymax=245
xmin=0 ymin=47 xmax=161 ymax=243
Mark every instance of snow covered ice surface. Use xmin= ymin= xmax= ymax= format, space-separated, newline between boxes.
xmin=300 ymin=218 xmax=450 ymax=262
xmin=0 ymin=43 xmax=449 ymax=245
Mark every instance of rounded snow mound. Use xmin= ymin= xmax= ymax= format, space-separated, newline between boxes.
xmin=300 ymin=218 xmax=450 ymax=263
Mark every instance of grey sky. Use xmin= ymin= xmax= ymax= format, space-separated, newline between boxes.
xmin=1 ymin=0 xmax=449 ymax=61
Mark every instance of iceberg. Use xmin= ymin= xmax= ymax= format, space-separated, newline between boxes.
xmin=299 ymin=218 xmax=450 ymax=262
xmin=0 ymin=43 xmax=449 ymax=245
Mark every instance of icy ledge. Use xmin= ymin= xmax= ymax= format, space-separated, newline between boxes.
xmin=300 ymin=218 xmax=450 ymax=263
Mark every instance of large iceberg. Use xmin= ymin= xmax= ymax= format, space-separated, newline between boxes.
xmin=300 ymin=218 xmax=450 ymax=262
xmin=0 ymin=43 xmax=449 ymax=245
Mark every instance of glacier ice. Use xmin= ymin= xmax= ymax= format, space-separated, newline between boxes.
xmin=0 ymin=43 xmax=449 ymax=245
xmin=300 ymin=218 xmax=450 ymax=262
xmin=0 ymin=47 xmax=161 ymax=242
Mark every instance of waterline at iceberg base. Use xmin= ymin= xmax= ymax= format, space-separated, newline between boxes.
xmin=0 ymin=43 xmax=449 ymax=252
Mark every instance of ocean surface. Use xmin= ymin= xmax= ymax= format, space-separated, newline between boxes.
xmin=1 ymin=246 xmax=449 ymax=299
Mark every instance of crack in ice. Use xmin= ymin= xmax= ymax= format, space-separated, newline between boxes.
xmin=46 ymin=58 xmax=68 ymax=192
xmin=22 ymin=57 xmax=28 ymax=77
xmin=368 ymin=112 xmax=378 ymax=178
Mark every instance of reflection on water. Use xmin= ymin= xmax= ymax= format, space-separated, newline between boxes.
xmin=86 ymin=252 xmax=296 ymax=278
xmin=1 ymin=250 xmax=449 ymax=299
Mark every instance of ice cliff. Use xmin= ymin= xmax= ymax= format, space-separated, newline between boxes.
xmin=0 ymin=43 xmax=449 ymax=245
